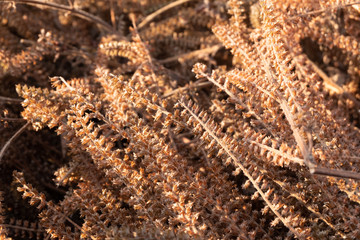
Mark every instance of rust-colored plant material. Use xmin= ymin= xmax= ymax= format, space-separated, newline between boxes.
xmin=1 ymin=0 xmax=360 ymax=239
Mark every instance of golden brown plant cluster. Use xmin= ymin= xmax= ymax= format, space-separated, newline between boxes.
xmin=1 ymin=0 xmax=360 ymax=239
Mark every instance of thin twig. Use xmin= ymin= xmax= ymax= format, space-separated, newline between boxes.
xmin=110 ymin=0 xmax=116 ymax=31
xmin=163 ymin=80 xmax=212 ymax=98
xmin=0 ymin=96 xmax=23 ymax=102
xmin=312 ymin=167 xmax=360 ymax=180
xmin=158 ymin=44 xmax=222 ymax=64
xmin=1 ymin=223 xmax=43 ymax=233
xmin=0 ymin=117 xmax=26 ymax=122
xmin=4 ymin=0 xmax=114 ymax=33
xmin=138 ymin=0 xmax=191 ymax=29
xmin=0 ymin=122 xmax=30 ymax=163
xmin=289 ymin=1 xmax=360 ymax=19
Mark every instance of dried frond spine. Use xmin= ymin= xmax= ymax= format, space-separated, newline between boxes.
xmin=179 ymin=98 xmax=303 ymax=238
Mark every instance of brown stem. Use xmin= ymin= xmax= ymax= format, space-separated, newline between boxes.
xmin=0 ymin=122 xmax=30 ymax=163
xmin=6 ymin=0 xmax=114 ymax=33
xmin=290 ymin=1 xmax=360 ymax=19
xmin=138 ymin=0 xmax=191 ymax=29
xmin=312 ymin=167 xmax=360 ymax=180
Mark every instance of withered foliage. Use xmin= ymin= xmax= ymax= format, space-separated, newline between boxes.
xmin=1 ymin=0 xmax=360 ymax=239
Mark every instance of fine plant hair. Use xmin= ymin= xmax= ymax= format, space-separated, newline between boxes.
xmin=1 ymin=0 xmax=360 ymax=239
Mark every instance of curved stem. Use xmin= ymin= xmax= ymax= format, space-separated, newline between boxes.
xmin=0 ymin=122 xmax=30 ymax=163
xmin=5 ymin=0 xmax=115 ymax=33
xmin=138 ymin=0 xmax=191 ymax=29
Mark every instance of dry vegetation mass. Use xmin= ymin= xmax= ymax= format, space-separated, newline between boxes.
xmin=1 ymin=0 xmax=360 ymax=239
